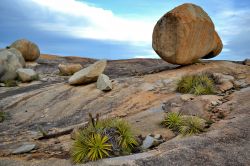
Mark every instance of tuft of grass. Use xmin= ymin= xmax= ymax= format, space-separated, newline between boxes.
xmin=162 ymin=112 xmax=183 ymax=131
xmin=177 ymin=74 xmax=215 ymax=95
xmin=71 ymin=114 xmax=138 ymax=163
xmin=179 ymin=116 xmax=204 ymax=136
xmin=0 ymin=112 xmax=6 ymax=122
xmin=4 ymin=80 xmax=17 ymax=87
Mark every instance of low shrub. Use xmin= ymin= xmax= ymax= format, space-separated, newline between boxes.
xmin=177 ymin=74 xmax=215 ymax=95
xmin=71 ymin=114 xmax=138 ymax=163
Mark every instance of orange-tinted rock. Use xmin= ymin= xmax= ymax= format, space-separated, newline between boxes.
xmin=58 ymin=63 xmax=83 ymax=76
xmin=10 ymin=39 xmax=40 ymax=61
xmin=152 ymin=3 xmax=223 ymax=65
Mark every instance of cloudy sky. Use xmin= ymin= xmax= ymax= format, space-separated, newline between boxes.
xmin=0 ymin=0 xmax=249 ymax=60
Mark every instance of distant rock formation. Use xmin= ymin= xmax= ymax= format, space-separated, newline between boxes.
xmin=152 ymin=3 xmax=223 ymax=65
xmin=10 ymin=39 xmax=40 ymax=61
xmin=58 ymin=63 xmax=83 ymax=76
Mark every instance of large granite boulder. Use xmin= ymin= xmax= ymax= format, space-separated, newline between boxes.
xmin=0 ymin=48 xmax=25 ymax=82
xmin=10 ymin=39 xmax=40 ymax=61
xmin=58 ymin=63 xmax=83 ymax=76
xmin=152 ymin=3 xmax=223 ymax=65
xmin=69 ymin=60 xmax=107 ymax=85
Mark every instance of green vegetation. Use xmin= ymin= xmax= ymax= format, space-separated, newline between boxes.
xmin=162 ymin=112 xmax=182 ymax=131
xmin=180 ymin=116 xmax=204 ymax=136
xmin=0 ymin=112 xmax=6 ymax=122
xmin=162 ymin=113 xmax=206 ymax=136
xmin=31 ymin=74 xmax=39 ymax=81
xmin=4 ymin=80 xmax=17 ymax=87
xmin=71 ymin=114 xmax=138 ymax=163
xmin=177 ymin=74 xmax=215 ymax=95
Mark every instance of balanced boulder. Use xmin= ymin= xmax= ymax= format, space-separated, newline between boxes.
xmin=58 ymin=63 xmax=83 ymax=76
xmin=152 ymin=3 xmax=223 ymax=65
xmin=97 ymin=74 xmax=112 ymax=91
xmin=69 ymin=60 xmax=107 ymax=85
xmin=0 ymin=48 xmax=25 ymax=82
xmin=17 ymin=68 xmax=38 ymax=82
xmin=10 ymin=39 xmax=40 ymax=61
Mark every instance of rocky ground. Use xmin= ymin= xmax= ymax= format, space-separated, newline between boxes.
xmin=0 ymin=54 xmax=249 ymax=166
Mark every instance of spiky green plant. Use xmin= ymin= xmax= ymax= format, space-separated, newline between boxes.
xmin=162 ymin=112 xmax=183 ymax=131
xmin=177 ymin=74 xmax=215 ymax=95
xmin=180 ymin=116 xmax=204 ymax=136
xmin=71 ymin=132 xmax=112 ymax=163
xmin=113 ymin=119 xmax=138 ymax=152
xmin=0 ymin=112 xmax=6 ymax=122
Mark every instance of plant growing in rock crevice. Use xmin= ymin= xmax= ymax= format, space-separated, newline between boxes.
xmin=162 ymin=112 xmax=206 ymax=136
xmin=71 ymin=113 xmax=138 ymax=163
xmin=177 ymin=73 xmax=215 ymax=95
xmin=0 ymin=112 xmax=6 ymax=122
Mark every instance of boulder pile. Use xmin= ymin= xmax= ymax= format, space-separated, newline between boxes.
xmin=152 ymin=3 xmax=223 ymax=65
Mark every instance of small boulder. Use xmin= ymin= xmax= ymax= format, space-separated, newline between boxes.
xmin=141 ymin=134 xmax=164 ymax=150
xmin=152 ymin=3 xmax=222 ymax=65
xmin=10 ymin=39 xmax=40 ymax=61
xmin=58 ymin=63 xmax=83 ymax=76
xmin=69 ymin=60 xmax=107 ymax=85
xmin=218 ymin=81 xmax=234 ymax=92
xmin=17 ymin=68 xmax=38 ymax=82
xmin=12 ymin=143 xmax=36 ymax=154
xmin=97 ymin=74 xmax=112 ymax=91
xmin=0 ymin=48 xmax=25 ymax=82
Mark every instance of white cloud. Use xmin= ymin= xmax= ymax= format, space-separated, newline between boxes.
xmin=31 ymin=0 xmax=154 ymax=43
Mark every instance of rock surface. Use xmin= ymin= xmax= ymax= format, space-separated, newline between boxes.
xmin=243 ymin=59 xmax=250 ymax=66
xmin=141 ymin=135 xmax=163 ymax=150
xmin=17 ymin=68 xmax=38 ymax=82
xmin=152 ymin=3 xmax=223 ymax=65
xmin=0 ymin=55 xmax=249 ymax=166
xmin=58 ymin=63 xmax=83 ymax=76
xmin=10 ymin=39 xmax=40 ymax=61
xmin=0 ymin=48 xmax=25 ymax=82
xmin=96 ymin=74 xmax=112 ymax=91
xmin=69 ymin=60 xmax=107 ymax=85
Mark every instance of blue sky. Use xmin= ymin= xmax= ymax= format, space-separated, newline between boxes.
xmin=0 ymin=0 xmax=249 ymax=60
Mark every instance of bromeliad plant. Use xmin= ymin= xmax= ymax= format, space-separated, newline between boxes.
xmin=177 ymin=74 xmax=215 ymax=95
xmin=71 ymin=113 xmax=138 ymax=163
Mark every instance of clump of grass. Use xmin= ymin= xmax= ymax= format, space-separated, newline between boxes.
xmin=179 ymin=116 xmax=205 ymax=136
xmin=4 ymin=80 xmax=17 ymax=87
xmin=177 ymin=74 xmax=215 ymax=95
xmin=162 ymin=112 xmax=182 ymax=131
xmin=162 ymin=113 xmax=206 ymax=136
xmin=71 ymin=114 xmax=138 ymax=163
xmin=0 ymin=112 xmax=6 ymax=122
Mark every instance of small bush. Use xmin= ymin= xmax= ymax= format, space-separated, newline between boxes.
xmin=4 ymin=80 xmax=17 ymax=87
xmin=162 ymin=112 xmax=182 ymax=131
xmin=179 ymin=116 xmax=204 ymax=136
xmin=0 ymin=112 xmax=6 ymax=122
xmin=71 ymin=114 xmax=138 ymax=163
xmin=177 ymin=74 xmax=215 ymax=95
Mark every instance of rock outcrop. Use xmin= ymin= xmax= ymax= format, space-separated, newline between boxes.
xmin=0 ymin=48 xmax=25 ymax=82
xmin=152 ymin=3 xmax=223 ymax=65
xmin=10 ymin=39 xmax=40 ymax=61
xmin=69 ymin=60 xmax=107 ymax=85
xmin=17 ymin=68 xmax=38 ymax=82
xmin=58 ymin=63 xmax=83 ymax=76
xmin=96 ymin=74 xmax=112 ymax=91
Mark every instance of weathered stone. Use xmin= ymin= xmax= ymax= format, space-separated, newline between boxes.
xmin=96 ymin=74 xmax=112 ymax=91
xmin=12 ymin=143 xmax=36 ymax=154
xmin=10 ymin=39 xmax=40 ymax=61
xmin=152 ymin=3 xmax=222 ymax=65
xmin=17 ymin=68 xmax=38 ymax=82
xmin=213 ymin=73 xmax=234 ymax=84
xmin=141 ymin=135 xmax=163 ymax=149
xmin=0 ymin=48 xmax=25 ymax=82
xmin=218 ymin=81 xmax=234 ymax=92
xmin=58 ymin=63 xmax=83 ymax=76
xmin=69 ymin=60 xmax=107 ymax=85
